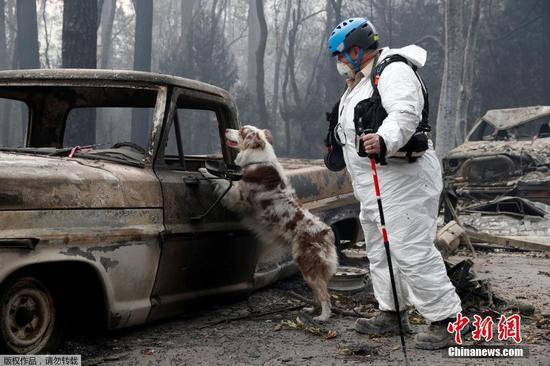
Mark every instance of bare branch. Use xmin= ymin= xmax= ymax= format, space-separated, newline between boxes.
xmin=227 ymin=22 xmax=248 ymax=48
xmin=298 ymin=8 xmax=325 ymax=25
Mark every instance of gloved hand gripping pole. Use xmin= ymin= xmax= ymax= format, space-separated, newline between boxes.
xmin=356 ymin=128 xmax=410 ymax=366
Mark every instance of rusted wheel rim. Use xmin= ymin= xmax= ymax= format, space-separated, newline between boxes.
xmin=2 ymin=279 xmax=55 ymax=353
xmin=328 ymin=266 xmax=368 ymax=292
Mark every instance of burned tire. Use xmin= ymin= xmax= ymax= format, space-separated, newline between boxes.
xmin=0 ymin=274 xmax=65 ymax=354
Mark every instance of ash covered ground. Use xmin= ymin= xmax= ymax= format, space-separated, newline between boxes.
xmin=59 ymin=247 xmax=550 ymax=366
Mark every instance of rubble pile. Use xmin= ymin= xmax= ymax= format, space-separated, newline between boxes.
xmin=460 ymin=198 xmax=550 ymax=237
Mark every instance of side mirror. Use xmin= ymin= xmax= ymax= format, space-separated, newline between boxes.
xmin=205 ymin=161 xmax=242 ymax=181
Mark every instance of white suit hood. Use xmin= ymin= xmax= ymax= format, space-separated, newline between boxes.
xmin=378 ymin=45 xmax=427 ymax=68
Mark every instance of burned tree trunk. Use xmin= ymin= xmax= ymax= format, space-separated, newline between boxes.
xmin=255 ymin=0 xmax=268 ymax=126
xmin=100 ymin=0 xmax=116 ymax=68
xmin=455 ymin=0 xmax=481 ymax=144
xmin=133 ymin=0 xmax=152 ymax=72
xmin=435 ymin=0 xmax=464 ymax=158
xmin=131 ymin=0 xmax=153 ymax=146
xmin=322 ymin=0 xmax=344 ymax=107
xmin=0 ymin=0 xmax=7 ymax=70
xmin=16 ymin=0 xmax=40 ymax=69
xmin=329 ymin=0 xmax=341 ymax=22
xmin=247 ymin=0 xmax=259 ymax=97
xmin=181 ymin=0 xmax=197 ymax=51
xmin=286 ymin=5 xmax=301 ymax=107
xmin=271 ymin=0 xmax=291 ymax=144
xmin=281 ymin=1 xmax=302 ymax=154
xmin=542 ymin=0 xmax=550 ymax=102
xmin=39 ymin=0 xmax=52 ymax=68
xmin=0 ymin=0 xmax=6 ymax=146
xmin=62 ymin=0 xmax=98 ymax=146
xmin=1 ymin=0 xmax=22 ymax=146
xmin=62 ymin=0 xmax=97 ymax=68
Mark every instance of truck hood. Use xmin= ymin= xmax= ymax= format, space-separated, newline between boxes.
xmin=0 ymin=152 xmax=162 ymax=210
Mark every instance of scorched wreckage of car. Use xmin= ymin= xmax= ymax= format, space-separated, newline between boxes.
xmin=443 ymin=106 xmax=550 ymax=205
xmin=0 ymin=69 xmax=361 ymax=354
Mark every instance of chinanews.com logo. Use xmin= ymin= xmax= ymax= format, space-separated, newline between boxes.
xmin=445 ymin=312 xmax=528 ymax=358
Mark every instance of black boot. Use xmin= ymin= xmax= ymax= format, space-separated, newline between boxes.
xmin=414 ymin=317 xmax=454 ymax=350
xmin=355 ymin=310 xmax=411 ymax=335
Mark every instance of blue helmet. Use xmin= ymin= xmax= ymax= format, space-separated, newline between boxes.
xmin=328 ymin=18 xmax=379 ymax=71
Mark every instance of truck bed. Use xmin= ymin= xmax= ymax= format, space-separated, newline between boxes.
xmin=279 ymin=158 xmax=353 ymax=204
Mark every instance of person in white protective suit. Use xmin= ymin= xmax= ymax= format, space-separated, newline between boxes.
xmin=326 ymin=17 xmax=462 ymax=350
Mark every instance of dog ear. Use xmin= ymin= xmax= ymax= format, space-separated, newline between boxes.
xmin=250 ymin=131 xmax=266 ymax=149
xmin=263 ymin=129 xmax=273 ymax=145
xmin=239 ymin=127 xmax=246 ymax=140
xmin=242 ymin=130 xmax=265 ymax=150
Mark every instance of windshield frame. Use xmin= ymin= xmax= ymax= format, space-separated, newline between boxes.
xmin=466 ymin=111 xmax=550 ymax=142
xmin=466 ymin=119 xmax=494 ymax=142
xmin=0 ymin=81 xmax=168 ymax=167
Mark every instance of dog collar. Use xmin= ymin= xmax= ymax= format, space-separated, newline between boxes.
xmin=241 ymin=161 xmax=273 ymax=168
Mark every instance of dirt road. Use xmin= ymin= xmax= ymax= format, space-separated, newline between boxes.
xmin=59 ymin=249 xmax=550 ymax=366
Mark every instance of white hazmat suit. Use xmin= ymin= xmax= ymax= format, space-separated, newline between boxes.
xmin=335 ymin=45 xmax=462 ymax=322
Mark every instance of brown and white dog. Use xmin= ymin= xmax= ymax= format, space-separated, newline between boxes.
xmin=199 ymin=125 xmax=338 ymax=321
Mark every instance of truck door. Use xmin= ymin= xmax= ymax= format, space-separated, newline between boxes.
xmin=149 ymin=89 xmax=258 ymax=321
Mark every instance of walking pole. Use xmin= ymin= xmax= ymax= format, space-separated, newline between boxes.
xmin=353 ymin=126 xmax=410 ymax=366
xmin=365 ymin=148 xmax=411 ymax=366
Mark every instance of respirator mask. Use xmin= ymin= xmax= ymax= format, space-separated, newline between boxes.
xmin=336 ymin=60 xmax=353 ymax=79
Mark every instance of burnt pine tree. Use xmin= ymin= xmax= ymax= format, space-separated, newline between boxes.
xmin=255 ymin=0 xmax=268 ymax=126
xmin=0 ymin=0 xmax=6 ymax=71
xmin=100 ymin=0 xmax=117 ymax=69
xmin=62 ymin=0 xmax=97 ymax=68
xmin=0 ymin=0 xmax=9 ymax=145
xmin=133 ymin=0 xmax=152 ymax=72
xmin=247 ymin=0 xmax=259 ymax=100
xmin=131 ymin=0 xmax=152 ymax=146
xmin=435 ymin=0 xmax=464 ymax=158
xmin=542 ymin=1 xmax=550 ymax=101
xmin=16 ymin=0 xmax=39 ymax=69
xmin=62 ymin=0 xmax=98 ymax=145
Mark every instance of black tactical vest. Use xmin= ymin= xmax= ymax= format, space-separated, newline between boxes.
xmin=353 ymin=54 xmax=431 ymax=164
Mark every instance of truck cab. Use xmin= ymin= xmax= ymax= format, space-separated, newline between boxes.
xmin=0 ymin=69 xmax=360 ymax=354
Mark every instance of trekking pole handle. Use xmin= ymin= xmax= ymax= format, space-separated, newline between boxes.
xmin=356 ymin=128 xmax=379 ymax=159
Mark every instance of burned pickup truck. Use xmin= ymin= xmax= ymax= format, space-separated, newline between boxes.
xmin=442 ymin=106 xmax=550 ymax=205
xmin=0 ymin=70 xmax=361 ymax=354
